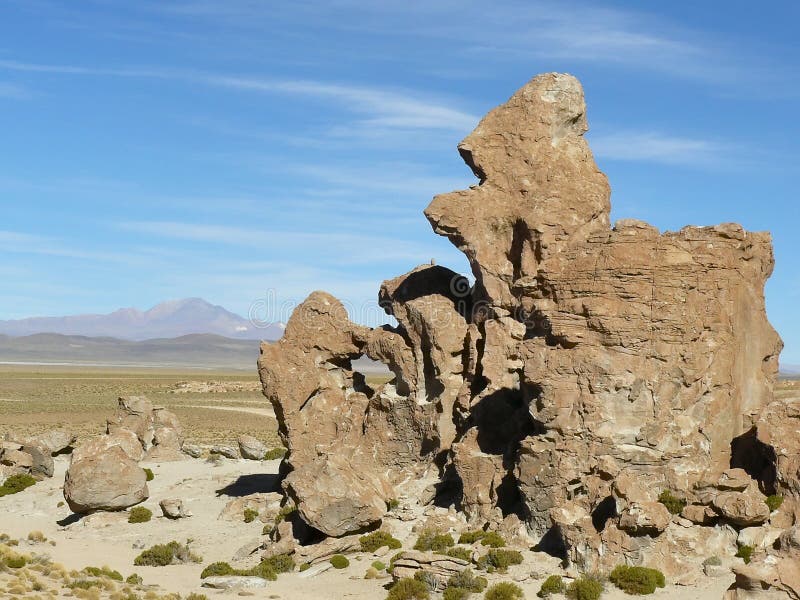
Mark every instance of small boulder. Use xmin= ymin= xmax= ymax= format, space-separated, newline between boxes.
xmin=0 ymin=449 xmax=33 ymax=470
xmin=63 ymin=445 xmax=149 ymax=513
xmin=712 ymin=483 xmax=770 ymax=526
xmin=211 ymin=445 xmax=239 ymax=459
xmin=21 ymin=443 xmax=54 ymax=478
xmin=201 ymin=576 xmax=269 ymax=590
xmin=182 ymin=444 xmax=203 ymax=458
xmin=72 ymin=430 xmax=145 ymax=463
xmin=618 ymin=501 xmax=671 ymax=535
xmin=159 ymin=498 xmax=190 ymax=519
xmin=238 ymin=435 xmax=267 ymax=460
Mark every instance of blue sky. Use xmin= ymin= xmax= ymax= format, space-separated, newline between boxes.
xmin=1 ymin=1 xmax=799 ymax=364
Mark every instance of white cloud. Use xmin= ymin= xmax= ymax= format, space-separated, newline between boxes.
xmin=589 ymin=131 xmax=726 ymax=167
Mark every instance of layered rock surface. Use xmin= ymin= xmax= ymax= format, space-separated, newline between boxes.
xmin=258 ymin=73 xmax=791 ymax=578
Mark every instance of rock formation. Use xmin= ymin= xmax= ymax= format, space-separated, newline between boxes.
xmin=259 ymin=73 xmax=793 ymax=581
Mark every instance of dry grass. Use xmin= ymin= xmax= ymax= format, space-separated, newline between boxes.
xmin=0 ymin=365 xmax=280 ymax=446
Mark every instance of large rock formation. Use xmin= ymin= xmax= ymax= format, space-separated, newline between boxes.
xmin=259 ymin=73 xmax=789 ymax=575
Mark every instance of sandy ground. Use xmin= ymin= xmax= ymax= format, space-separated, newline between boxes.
xmin=0 ymin=454 xmax=737 ymax=600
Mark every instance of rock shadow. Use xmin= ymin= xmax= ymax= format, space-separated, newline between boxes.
xmin=215 ymin=473 xmax=281 ymax=497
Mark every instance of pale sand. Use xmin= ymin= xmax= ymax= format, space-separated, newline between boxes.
xmin=0 ymin=456 xmax=735 ymax=599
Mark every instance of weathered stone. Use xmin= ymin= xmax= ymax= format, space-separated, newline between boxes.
xmin=238 ymin=435 xmax=268 ymax=460
xmin=211 ymin=445 xmax=239 ymax=459
xmin=72 ymin=430 xmax=144 ymax=463
xmin=391 ymin=550 xmax=469 ymax=588
xmin=712 ymin=483 xmax=771 ymax=526
xmin=182 ymin=444 xmax=203 ymax=458
xmin=1 ymin=449 xmax=33 ymax=470
xmin=21 ymin=442 xmax=54 ymax=478
xmin=63 ymin=445 xmax=149 ymax=513
xmin=107 ymin=396 xmax=154 ymax=448
xmin=159 ymin=498 xmax=190 ymax=519
xmin=16 ymin=430 xmax=76 ymax=455
xmin=618 ymin=502 xmax=671 ymax=536
xmin=201 ymin=576 xmax=268 ymax=590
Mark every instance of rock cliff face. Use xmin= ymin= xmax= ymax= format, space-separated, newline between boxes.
xmin=259 ymin=73 xmax=791 ymax=577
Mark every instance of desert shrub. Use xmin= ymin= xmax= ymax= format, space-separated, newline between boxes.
xmin=83 ymin=566 xmax=123 ymax=581
xmin=261 ymin=553 xmax=294 ymax=574
xmin=262 ymin=524 xmax=273 ymax=535
xmin=567 ymin=576 xmax=604 ymax=600
xmin=538 ymin=575 xmax=567 ymax=597
xmin=658 ymin=490 xmax=686 ymax=515
xmin=186 ymin=595 xmax=208 ymax=600
xmin=476 ymin=549 xmax=523 ymax=572
xmin=703 ymin=556 xmax=722 ymax=566
xmin=415 ymin=570 xmax=440 ymax=591
xmin=414 ymin=530 xmax=455 ymax=552
xmin=299 ymin=563 xmax=310 ymax=571
xmin=387 ymin=498 xmax=400 ymax=509
xmin=0 ymin=473 xmax=37 ymax=496
xmin=372 ymin=560 xmax=387 ymax=571
xmin=330 ymin=554 xmax=350 ymax=569
xmin=201 ymin=562 xmax=235 ymax=578
xmin=69 ymin=579 xmax=102 ymax=590
xmin=133 ymin=541 xmax=200 ymax=567
xmin=736 ymin=544 xmax=754 ymax=564
xmin=479 ymin=532 xmax=506 ymax=548
xmin=485 ymin=582 xmax=524 ymax=600
xmin=361 ymin=530 xmax=402 ymax=552
xmin=387 ymin=577 xmax=430 ymax=600
xmin=27 ymin=531 xmax=46 ymax=543
xmin=444 ymin=588 xmax=470 ymax=600
xmin=125 ymin=573 xmax=143 ymax=585
xmin=263 ymin=447 xmax=287 ymax=461
xmin=765 ymin=495 xmax=784 ymax=512
xmin=5 ymin=555 xmax=27 ymax=569
xmin=458 ymin=530 xmax=485 ymax=544
xmin=366 ymin=566 xmax=381 ymax=579
xmin=446 ymin=546 xmax=473 ymax=561
xmin=143 ymin=468 xmax=154 ymax=481
xmin=247 ymin=560 xmax=278 ymax=581
xmin=243 ymin=508 xmax=259 ymax=523
xmin=448 ymin=569 xmax=488 ymax=592
xmin=274 ymin=504 xmax=296 ymax=523
xmin=128 ymin=507 xmax=152 ymax=524
xmin=609 ymin=565 xmax=665 ymax=595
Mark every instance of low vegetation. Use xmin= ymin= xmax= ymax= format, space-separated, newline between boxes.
xmin=538 ymin=575 xmax=566 ymax=597
xmin=143 ymin=467 xmax=155 ymax=481
xmin=567 ymin=576 xmax=604 ymax=600
xmin=83 ymin=566 xmax=124 ymax=581
xmin=457 ymin=530 xmax=505 ymax=548
xmin=243 ymin=508 xmax=259 ymax=523
xmin=414 ymin=529 xmax=455 ymax=552
xmin=447 ymin=569 xmax=488 ymax=595
xmin=133 ymin=540 xmax=201 ymax=566
xmin=658 ymin=490 xmax=686 ymax=515
xmin=330 ymin=554 xmax=350 ymax=569
xmin=446 ymin=546 xmax=473 ymax=561
xmin=200 ymin=553 xmax=295 ymax=580
xmin=736 ymin=544 xmax=754 ymax=564
xmin=387 ymin=577 xmax=430 ymax=600
xmin=128 ymin=506 xmax=153 ymax=523
xmin=476 ymin=549 xmax=523 ymax=572
xmin=765 ymin=495 xmax=784 ymax=512
xmin=484 ymin=582 xmax=524 ymax=600
xmin=361 ymin=530 xmax=403 ymax=552
xmin=274 ymin=503 xmax=297 ymax=523
xmin=609 ymin=565 xmax=666 ymax=595
xmin=263 ymin=447 xmax=287 ymax=460
xmin=0 ymin=474 xmax=37 ymax=497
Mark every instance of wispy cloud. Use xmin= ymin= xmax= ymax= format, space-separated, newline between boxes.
xmin=0 ymin=82 xmax=31 ymax=99
xmin=0 ymin=59 xmax=476 ymax=132
xmin=590 ymin=131 xmax=728 ymax=167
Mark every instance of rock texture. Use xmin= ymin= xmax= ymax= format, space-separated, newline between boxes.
xmin=259 ymin=73 xmax=789 ymax=576
xmin=63 ymin=445 xmax=148 ymax=513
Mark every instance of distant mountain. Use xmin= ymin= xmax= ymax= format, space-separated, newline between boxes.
xmin=0 ymin=298 xmax=284 ymax=341
xmin=781 ymin=363 xmax=800 ymax=377
xmin=0 ymin=332 xmax=261 ymax=369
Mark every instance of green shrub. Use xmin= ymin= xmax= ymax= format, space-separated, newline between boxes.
xmin=658 ymin=490 xmax=686 ymax=515
xmin=330 ymin=554 xmax=350 ymax=569
xmin=479 ymin=532 xmax=506 ymax=548
xmin=372 ymin=560 xmax=387 ymax=571
xmin=143 ymin=468 xmax=154 ymax=481
xmin=736 ymin=544 xmax=754 ymax=564
xmin=387 ymin=498 xmax=400 ymax=509
xmin=186 ymin=595 xmax=208 ymax=600
xmin=446 ymin=546 xmax=473 ymax=561
xmin=263 ymin=447 xmax=287 ymax=461
xmin=458 ymin=530 xmax=486 ymax=544
xmin=247 ymin=560 xmax=278 ymax=581
xmin=0 ymin=474 xmax=37 ymax=497
xmin=126 ymin=573 xmax=143 ymax=585
xmin=609 ymin=565 xmax=665 ymax=595
xmin=567 ymin=576 xmax=604 ymax=600
xmin=414 ymin=530 xmax=455 ymax=552
xmin=476 ymin=549 xmax=523 ymax=572
xmin=485 ymin=582 xmax=524 ymax=600
xmin=414 ymin=570 xmax=439 ymax=591
xmin=444 ymin=588 xmax=470 ymax=600
xmin=538 ymin=575 xmax=567 ymax=597
xmin=5 ymin=555 xmax=26 ymax=569
xmin=69 ymin=580 xmax=101 ymax=590
xmin=360 ymin=530 xmax=402 ymax=552
xmin=765 ymin=495 xmax=784 ymax=512
xmin=387 ymin=577 xmax=430 ymax=600
xmin=274 ymin=504 xmax=297 ymax=523
xmin=299 ymin=563 xmax=310 ymax=571
xmin=201 ymin=562 xmax=235 ymax=578
xmin=447 ymin=569 xmax=487 ymax=592
xmin=83 ymin=566 xmax=123 ymax=581
xmin=703 ymin=556 xmax=722 ymax=566
xmin=243 ymin=508 xmax=259 ymax=523
xmin=128 ymin=507 xmax=152 ymax=524
xmin=261 ymin=553 xmax=295 ymax=574
xmin=133 ymin=541 xmax=201 ymax=567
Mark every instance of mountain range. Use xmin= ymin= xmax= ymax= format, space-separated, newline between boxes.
xmin=0 ymin=298 xmax=284 ymax=341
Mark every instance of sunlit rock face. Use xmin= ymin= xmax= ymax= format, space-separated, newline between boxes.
xmin=259 ymin=73 xmax=790 ymax=579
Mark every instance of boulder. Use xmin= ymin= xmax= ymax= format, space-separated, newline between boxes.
xmin=211 ymin=445 xmax=238 ymax=459
xmin=1 ymin=449 xmax=33 ymax=470
xmin=713 ymin=483 xmax=771 ymax=526
xmin=21 ymin=442 xmax=54 ymax=478
xmin=63 ymin=444 xmax=149 ymax=513
xmin=159 ymin=498 xmax=190 ymax=519
xmin=617 ymin=502 xmax=671 ymax=536
xmin=238 ymin=435 xmax=267 ymax=460
xmin=391 ymin=550 xmax=469 ymax=588
xmin=72 ymin=430 xmax=144 ymax=463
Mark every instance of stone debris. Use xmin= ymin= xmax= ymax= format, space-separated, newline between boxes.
xmin=258 ymin=70 xmax=794 ymax=583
